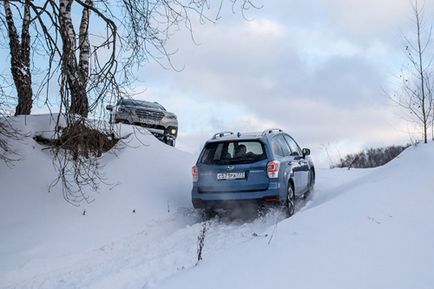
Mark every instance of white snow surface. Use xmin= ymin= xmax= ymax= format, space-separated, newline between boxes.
xmin=1 ymin=114 xmax=434 ymax=289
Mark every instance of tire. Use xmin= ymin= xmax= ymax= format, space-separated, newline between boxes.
xmin=115 ymin=119 xmax=128 ymax=125
xmin=284 ymin=182 xmax=296 ymax=217
xmin=165 ymin=137 xmax=175 ymax=147
xmin=303 ymin=169 xmax=315 ymax=200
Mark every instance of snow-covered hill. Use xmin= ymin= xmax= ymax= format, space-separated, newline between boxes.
xmin=159 ymin=142 xmax=434 ymax=289
xmin=0 ymin=115 xmax=194 ymax=279
xmin=1 ymin=114 xmax=434 ymax=289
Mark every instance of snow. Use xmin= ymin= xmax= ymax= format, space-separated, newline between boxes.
xmin=1 ymin=114 xmax=434 ymax=289
xmin=159 ymin=144 xmax=434 ymax=289
xmin=0 ymin=114 xmax=194 ymax=285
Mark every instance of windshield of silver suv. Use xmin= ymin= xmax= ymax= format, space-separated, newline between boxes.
xmin=200 ymin=140 xmax=267 ymax=165
xmin=119 ymin=99 xmax=166 ymax=111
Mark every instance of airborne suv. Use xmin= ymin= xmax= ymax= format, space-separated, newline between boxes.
xmin=106 ymin=98 xmax=178 ymax=146
xmin=191 ymin=129 xmax=315 ymax=216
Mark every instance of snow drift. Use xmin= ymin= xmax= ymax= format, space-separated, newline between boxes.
xmin=0 ymin=114 xmax=194 ymax=275
xmin=159 ymin=142 xmax=434 ymax=289
xmin=1 ymin=114 xmax=434 ymax=289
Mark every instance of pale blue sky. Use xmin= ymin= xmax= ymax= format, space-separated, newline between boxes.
xmin=130 ymin=0 xmax=434 ymax=166
xmin=2 ymin=0 xmax=434 ymax=167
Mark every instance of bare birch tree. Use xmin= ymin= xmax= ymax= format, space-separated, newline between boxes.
xmin=2 ymin=0 xmax=33 ymax=116
xmin=394 ymin=1 xmax=433 ymax=144
xmin=58 ymin=0 xmax=92 ymax=117
xmin=25 ymin=0 xmax=260 ymax=204
xmin=26 ymin=0 xmax=259 ymax=118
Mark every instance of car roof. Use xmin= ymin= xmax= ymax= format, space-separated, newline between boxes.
xmin=206 ymin=129 xmax=284 ymax=143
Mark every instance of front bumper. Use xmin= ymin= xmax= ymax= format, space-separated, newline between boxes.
xmin=114 ymin=111 xmax=178 ymax=139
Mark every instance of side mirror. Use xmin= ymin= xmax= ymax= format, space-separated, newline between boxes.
xmin=106 ymin=104 xmax=113 ymax=111
xmin=302 ymin=148 xmax=310 ymax=157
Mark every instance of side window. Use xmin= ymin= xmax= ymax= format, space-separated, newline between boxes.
xmin=272 ymin=135 xmax=291 ymax=157
xmin=271 ymin=137 xmax=284 ymax=158
xmin=283 ymin=135 xmax=302 ymax=156
xmin=276 ymin=135 xmax=291 ymax=156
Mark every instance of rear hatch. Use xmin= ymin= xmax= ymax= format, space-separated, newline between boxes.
xmin=197 ymin=140 xmax=269 ymax=193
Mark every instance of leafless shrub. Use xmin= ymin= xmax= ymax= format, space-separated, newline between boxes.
xmin=390 ymin=0 xmax=433 ymax=143
xmin=33 ymin=116 xmax=123 ymax=205
xmin=333 ymin=144 xmax=410 ymax=169
xmin=0 ymin=81 xmax=24 ymax=165
xmin=34 ymin=120 xmax=119 ymax=159
xmin=0 ymin=116 xmax=23 ymax=166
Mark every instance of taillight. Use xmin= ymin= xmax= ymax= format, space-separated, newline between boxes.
xmin=267 ymin=161 xmax=280 ymax=178
xmin=192 ymin=165 xmax=199 ymax=182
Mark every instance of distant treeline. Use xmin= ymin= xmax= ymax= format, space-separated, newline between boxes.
xmin=333 ymin=144 xmax=410 ymax=169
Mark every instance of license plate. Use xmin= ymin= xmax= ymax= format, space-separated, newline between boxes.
xmin=217 ymin=172 xmax=246 ymax=180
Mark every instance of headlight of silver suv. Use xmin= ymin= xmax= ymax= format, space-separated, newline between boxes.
xmin=170 ymin=128 xmax=177 ymax=135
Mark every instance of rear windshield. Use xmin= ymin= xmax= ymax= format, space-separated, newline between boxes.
xmin=200 ymin=140 xmax=267 ymax=165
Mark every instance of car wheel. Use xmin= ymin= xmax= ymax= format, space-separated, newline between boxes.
xmin=165 ymin=137 xmax=175 ymax=147
xmin=115 ymin=119 xmax=127 ymax=124
xmin=285 ymin=182 xmax=296 ymax=217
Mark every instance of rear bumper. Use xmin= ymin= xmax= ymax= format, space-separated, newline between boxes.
xmin=191 ymin=182 xmax=282 ymax=209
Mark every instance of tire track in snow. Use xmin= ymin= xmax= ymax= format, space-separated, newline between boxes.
xmin=1 ymin=209 xmax=286 ymax=289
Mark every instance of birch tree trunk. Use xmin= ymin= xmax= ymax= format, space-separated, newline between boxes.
xmin=415 ymin=8 xmax=428 ymax=144
xmin=59 ymin=0 xmax=90 ymax=118
xmin=78 ymin=0 xmax=91 ymax=88
xmin=3 ymin=0 xmax=33 ymax=116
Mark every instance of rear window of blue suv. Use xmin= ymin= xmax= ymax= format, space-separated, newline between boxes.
xmin=200 ymin=140 xmax=267 ymax=165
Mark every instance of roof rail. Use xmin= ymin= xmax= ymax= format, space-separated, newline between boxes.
xmin=212 ymin=131 xmax=234 ymax=139
xmin=262 ymin=128 xmax=282 ymax=136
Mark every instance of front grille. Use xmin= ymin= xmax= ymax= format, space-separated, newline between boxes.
xmin=135 ymin=109 xmax=164 ymax=121
xmin=133 ymin=122 xmax=166 ymax=132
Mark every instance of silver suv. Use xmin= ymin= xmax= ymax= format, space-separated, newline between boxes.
xmin=106 ymin=98 xmax=178 ymax=146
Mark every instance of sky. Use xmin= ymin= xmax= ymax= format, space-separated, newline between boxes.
xmin=2 ymin=0 xmax=434 ymax=167
xmin=126 ymin=0 xmax=434 ymax=167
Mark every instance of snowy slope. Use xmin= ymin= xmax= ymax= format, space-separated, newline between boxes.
xmin=0 ymin=114 xmax=195 ymax=278
xmin=158 ymin=143 xmax=434 ymax=289
xmin=1 ymin=115 xmax=434 ymax=289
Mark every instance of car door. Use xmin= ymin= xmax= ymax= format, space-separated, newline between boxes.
xmin=283 ymin=134 xmax=310 ymax=194
xmin=271 ymin=135 xmax=302 ymax=195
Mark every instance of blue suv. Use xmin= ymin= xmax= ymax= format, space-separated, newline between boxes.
xmin=191 ymin=129 xmax=315 ymax=216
